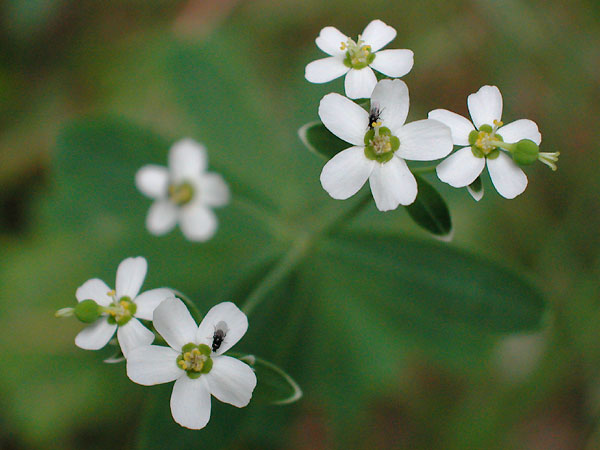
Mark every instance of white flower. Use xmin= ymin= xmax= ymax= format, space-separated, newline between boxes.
xmin=319 ymin=79 xmax=453 ymax=211
xmin=75 ymin=257 xmax=172 ymax=357
xmin=135 ymin=138 xmax=230 ymax=242
xmin=429 ymin=85 xmax=542 ymax=199
xmin=305 ymin=19 xmax=414 ymax=99
xmin=126 ymin=298 xmax=257 ymax=430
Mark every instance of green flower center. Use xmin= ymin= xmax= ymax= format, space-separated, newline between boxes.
xmin=177 ymin=343 xmax=213 ymax=379
xmin=364 ymin=124 xmax=400 ymax=163
xmin=469 ymin=121 xmax=503 ymax=159
xmin=342 ymin=36 xmax=375 ymax=70
xmin=168 ymin=181 xmax=194 ymax=206
xmin=105 ymin=295 xmax=137 ymax=326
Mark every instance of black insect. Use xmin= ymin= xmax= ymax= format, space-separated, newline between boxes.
xmin=211 ymin=321 xmax=228 ymax=352
xmin=369 ymin=107 xmax=382 ymax=128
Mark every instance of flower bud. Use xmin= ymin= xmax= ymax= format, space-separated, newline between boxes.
xmin=74 ymin=299 xmax=101 ymax=323
xmin=512 ymin=139 xmax=539 ymax=166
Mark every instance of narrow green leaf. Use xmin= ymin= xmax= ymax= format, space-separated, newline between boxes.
xmin=467 ymin=176 xmax=484 ymax=201
xmin=298 ymin=120 xmax=348 ymax=160
xmin=405 ymin=175 xmax=452 ymax=238
xmin=231 ymin=354 xmax=302 ymax=405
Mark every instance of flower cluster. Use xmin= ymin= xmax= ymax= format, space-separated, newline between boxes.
xmin=305 ymin=20 xmax=558 ymax=209
xmin=59 ymin=257 xmax=256 ymax=430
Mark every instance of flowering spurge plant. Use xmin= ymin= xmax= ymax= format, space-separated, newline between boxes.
xmin=429 ymin=85 xmax=559 ymax=200
xmin=59 ymin=257 xmax=173 ymax=358
xmin=126 ymin=297 xmax=257 ymax=430
xmin=319 ymin=79 xmax=453 ymax=211
xmin=135 ymin=138 xmax=230 ymax=242
xmin=305 ymin=19 xmax=414 ymax=99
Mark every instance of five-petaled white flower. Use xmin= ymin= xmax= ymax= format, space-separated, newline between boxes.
xmin=429 ymin=85 xmax=542 ymax=199
xmin=75 ymin=257 xmax=172 ymax=357
xmin=305 ymin=19 xmax=414 ymax=99
xmin=126 ymin=298 xmax=257 ymax=430
xmin=135 ymin=138 xmax=230 ymax=242
xmin=319 ymin=79 xmax=453 ymax=211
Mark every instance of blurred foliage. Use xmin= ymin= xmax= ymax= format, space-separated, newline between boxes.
xmin=1 ymin=0 xmax=599 ymax=449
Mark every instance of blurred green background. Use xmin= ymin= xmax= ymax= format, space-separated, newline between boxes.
xmin=1 ymin=0 xmax=599 ymax=448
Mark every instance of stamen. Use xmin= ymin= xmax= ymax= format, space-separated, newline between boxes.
xmin=538 ymin=152 xmax=560 ymax=171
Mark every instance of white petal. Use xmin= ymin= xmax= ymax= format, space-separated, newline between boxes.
xmin=179 ymin=204 xmax=218 ymax=242
xmin=169 ymin=138 xmax=207 ymax=181
xmin=361 ymin=19 xmax=397 ymax=52
xmin=134 ymin=288 xmax=174 ymax=321
xmin=369 ymin=157 xmax=417 ymax=210
xmin=153 ymin=297 xmax=198 ymax=351
xmin=344 ymin=67 xmax=377 ymax=99
xmin=117 ymin=318 xmax=155 ymax=358
xmin=75 ymin=317 xmax=117 ymax=350
xmin=76 ymin=278 xmax=112 ymax=306
xmin=205 ymin=356 xmax=257 ymax=407
xmin=497 ymin=119 xmax=541 ymax=145
xmin=396 ymin=119 xmax=454 ymax=161
xmin=487 ymin=152 xmax=528 ymax=199
xmin=427 ymin=109 xmax=475 ymax=146
xmin=115 ymin=256 xmax=147 ymax=299
xmin=320 ymin=146 xmax=375 ymax=200
xmin=146 ymin=200 xmax=178 ymax=236
xmin=318 ymin=93 xmax=369 ymax=145
xmin=170 ymin=376 xmax=211 ymax=430
xmin=135 ymin=165 xmax=169 ymax=199
xmin=196 ymin=302 xmax=248 ymax=355
xmin=436 ymin=147 xmax=486 ymax=187
xmin=126 ymin=345 xmax=181 ymax=385
xmin=468 ymin=85 xmax=503 ymax=129
xmin=198 ymin=173 xmax=230 ymax=207
xmin=305 ymin=57 xmax=349 ymax=83
xmin=315 ymin=26 xmax=348 ymax=56
xmin=369 ymin=49 xmax=413 ymax=78
xmin=370 ymin=79 xmax=409 ymax=133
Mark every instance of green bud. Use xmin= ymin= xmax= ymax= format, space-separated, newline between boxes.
xmin=74 ymin=299 xmax=101 ymax=323
xmin=512 ymin=139 xmax=539 ymax=165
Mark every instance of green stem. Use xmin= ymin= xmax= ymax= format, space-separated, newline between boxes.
xmin=410 ymin=165 xmax=437 ymax=174
xmin=241 ymin=190 xmax=371 ymax=316
xmin=490 ymin=140 xmax=515 ymax=153
xmin=241 ymin=234 xmax=310 ymax=316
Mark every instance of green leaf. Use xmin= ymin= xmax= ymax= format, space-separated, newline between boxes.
xmin=298 ymin=120 xmax=349 ymax=160
xmin=232 ymin=354 xmax=303 ymax=405
xmin=405 ymin=175 xmax=452 ymax=238
xmin=467 ymin=176 xmax=484 ymax=201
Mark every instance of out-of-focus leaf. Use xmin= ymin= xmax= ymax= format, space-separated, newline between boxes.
xmin=298 ymin=120 xmax=349 ymax=160
xmin=405 ymin=175 xmax=452 ymax=238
